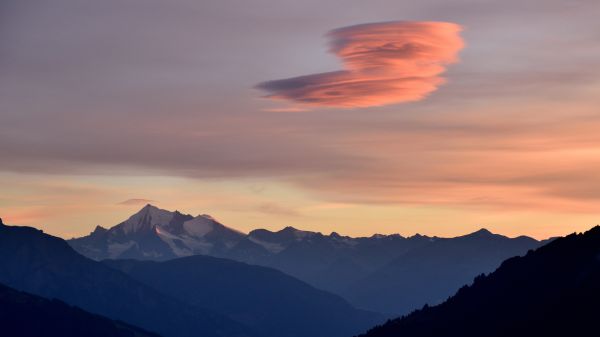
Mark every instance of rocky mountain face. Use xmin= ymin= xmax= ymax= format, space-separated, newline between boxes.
xmin=69 ymin=204 xmax=245 ymax=260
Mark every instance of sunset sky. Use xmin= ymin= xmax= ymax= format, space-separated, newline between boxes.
xmin=2 ymin=0 xmax=600 ymax=239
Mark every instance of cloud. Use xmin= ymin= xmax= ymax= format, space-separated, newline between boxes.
xmin=118 ymin=198 xmax=155 ymax=206
xmin=257 ymin=21 xmax=464 ymax=108
xmin=3 ymin=0 xmax=600 ymax=235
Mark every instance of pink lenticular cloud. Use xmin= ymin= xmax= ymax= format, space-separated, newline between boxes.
xmin=258 ymin=21 xmax=464 ymax=108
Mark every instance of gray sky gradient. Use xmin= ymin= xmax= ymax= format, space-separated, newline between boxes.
xmin=2 ymin=0 xmax=600 ymax=238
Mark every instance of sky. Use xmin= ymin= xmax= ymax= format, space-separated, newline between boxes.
xmin=2 ymin=0 xmax=600 ymax=240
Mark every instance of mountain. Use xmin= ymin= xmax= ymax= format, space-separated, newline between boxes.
xmin=225 ymin=227 xmax=543 ymax=314
xmin=104 ymin=256 xmax=383 ymax=337
xmin=0 ymin=218 xmax=256 ymax=337
xmin=69 ymin=204 xmax=245 ymax=260
xmin=237 ymin=227 xmax=431 ymax=292
xmin=0 ymin=216 xmax=380 ymax=337
xmin=69 ymin=205 xmax=543 ymax=315
xmin=343 ymin=229 xmax=541 ymax=314
xmin=0 ymin=282 xmax=160 ymax=337
xmin=358 ymin=226 xmax=600 ymax=337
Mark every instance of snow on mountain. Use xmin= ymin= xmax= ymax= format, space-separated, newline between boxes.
xmin=117 ymin=204 xmax=175 ymax=235
xmin=69 ymin=204 xmax=244 ymax=260
xmin=247 ymin=236 xmax=286 ymax=253
xmin=107 ymin=240 xmax=137 ymax=259
xmin=183 ymin=216 xmax=220 ymax=238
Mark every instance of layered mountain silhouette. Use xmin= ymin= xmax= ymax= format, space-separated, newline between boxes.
xmin=343 ymin=229 xmax=541 ymax=314
xmin=0 ymin=218 xmax=256 ymax=337
xmin=104 ymin=256 xmax=382 ymax=337
xmin=0 ymin=217 xmax=380 ymax=337
xmin=0 ymin=282 xmax=159 ymax=337
xmin=70 ymin=205 xmax=544 ymax=314
xmin=358 ymin=226 xmax=600 ymax=337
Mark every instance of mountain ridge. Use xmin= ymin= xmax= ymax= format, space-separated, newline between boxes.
xmin=0 ymin=216 xmax=382 ymax=337
xmin=68 ymin=205 xmax=546 ymax=314
xmin=0 ymin=281 xmax=160 ymax=337
xmin=69 ymin=204 xmax=541 ymax=261
xmin=357 ymin=225 xmax=600 ymax=337
xmin=69 ymin=204 xmax=245 ymax=260
xmin=0 ymin=219 xmax=258 ymax=337
xmin=103 ymin=254 xmax=383 ymax=337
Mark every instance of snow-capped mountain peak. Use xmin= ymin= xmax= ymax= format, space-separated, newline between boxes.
xmin=69 ymin=205 xmax=245 ymax=260
xmin=117 ymin=204 xmax=175 ymax=235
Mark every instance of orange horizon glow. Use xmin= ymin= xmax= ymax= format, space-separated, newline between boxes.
xmin=1 ymin=173 xmax=597 ymax=241
xmin=2 ymin=3 xmax=600 ymax=243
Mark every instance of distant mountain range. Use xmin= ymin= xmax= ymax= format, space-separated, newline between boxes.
xmin=0 ymin=217 xmax=381 ymax=337
xmin=342 ymin=228 xmax=543 ymax=314
xmin=69 ymin=204 xmax=546 ymax=314
xmin=359 ymin=225 xmax=600 ymax=337
xmin=0 ymin=282 xmax=159 ymax=337
xmin=2 ymin=209 xmax=596 ymax=337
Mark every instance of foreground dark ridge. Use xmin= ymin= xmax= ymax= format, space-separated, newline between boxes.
xmin=0 ymin=282 xmax=160 ymax=337
xmin=0 ymin=217 xmax=257 ymax=337
xmin=358 ymin=225 xmax=600 ymax=337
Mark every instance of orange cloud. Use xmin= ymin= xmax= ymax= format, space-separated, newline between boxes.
xmin=258 ymin=21 xmax=464 ymax=108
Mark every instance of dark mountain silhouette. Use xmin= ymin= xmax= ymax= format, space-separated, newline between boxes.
xmin=233 ymin=227 xmax=433 ymax=293
xmin=0 ymin=218 xmax=256 ymax=337
xmin=0 ymin=282 xmax=160 ymax=337
xmin=344 ymin=228 xmax=540 ymax=314
xmin=69 ymin=205 xmax=544 ymax=315
xmin=358 ymin=226 xmax=600 ymax=337
xmin=225 ymin=227 xmax=544 ymax=314
xmin=104 ymin=255 xmax=383 ymax=337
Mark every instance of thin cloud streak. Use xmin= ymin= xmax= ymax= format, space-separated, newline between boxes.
xmin=258 ymin=21 xmax=464 ymax=108
xmin=118 ymin=198 xmax=155 ymax=206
